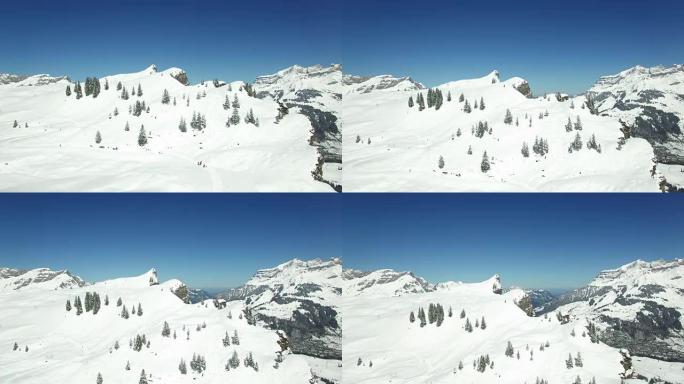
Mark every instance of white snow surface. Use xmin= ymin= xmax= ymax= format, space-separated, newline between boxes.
xmin=343 ymin=272 xmax=627 ymax=384
xmin=344 ymin=70 xmax=660 ymax=191
xmin=0 ymin=267 xmax=86 ymax=292
xmin=0 ymin=65 xmax=330 ymax=191
xmin=0 ymin=267 xmax=339 ymax=383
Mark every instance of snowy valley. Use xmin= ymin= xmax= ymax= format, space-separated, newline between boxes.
xmin=342 ymin=260 xmax=684 ymax=384
xmin=0 ymin=259 xmax=342 ymax=384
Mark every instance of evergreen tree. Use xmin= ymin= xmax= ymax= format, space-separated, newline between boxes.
xmin=179 ymin=358 xmax=187 ymax=374
xmin=448 ymin=306 xmax=453 ymax=317
xmin=223 ymin=331 xmax=231 ymax=346
xmin=223 ymin=94 xmax=231 ymax=110
xmin=104 ymin=79 xmax=109 ymax=90
xmin=114 ymin=340 xmax=119 ymax=350
xmin=505 ymin=341 xmax=514 ymax=357
xmin=463 ymin=99 xmax=472 ymax=113
xmin=574 ymin=116 xmax=583 ymax=130
xmin=565 ymin=117 xmax=574 ymax=132
xmin=121 ymin=305 xmax=129 ymax=319
xmin=178 ymin=117 xmax=187 ymax=132
xmin=480 ymin=316 xmax=487 ymax=330
xmin=116 ymin=81 xmax=122 ymax=91
xmin=138 ymin=127 xmax=147 ymax=146
xmin=66 ymin=299 xmax=72 ymax=311
xmin=447 ymin=91 xmax=452 ymax=102
xmin=504 ymin=109 xmax=513 ymax=124
xmin=125 ymin=361 xmax=130 ymax=370
xmin=479 ymin=97 xmax=485 ymax=110
xmin=161 ymin=89 xmax=170 ymax=104
xmin=566 ymin=353 xmax=574 ymax=368
xmin=467 ymin=145 xmax=472 ymax=155
xmin=408 ymin=95 xmax=414 ymax=108
xmin=75 ymin=296 xmax=83 ymax=315
xmin=162 ymin=321 xmax=171 ymax=337
xmin=13 ymin=120 xmax=18 ymax=128
xmin=95 ymin=131 xmax=102 ymax=144
xmin=521 ymin=142 xmax=529 ymax=157
xmin=66 ymin=85 xmax=71 ymax=96
xmin=459 ymin=93 xmax=465 ymax=102
xmin=574 ymin=352 xmax=583 ymax=367
xmin=231 ymin=330 xmax=240 ymax=345
xmin=75 ymin=81 xmax=83 ymax=99
xmin=438 ymin=155 xmax=445 ymax=169
xmin=569 ymin=132 xmax=582 ymax=152
xmin=232 ymin=94 xmax=240 ymax=108
xmin=481 ymin=151 xmax=490 ymax=173
xmin=137 ymin=84 xmax=143 ymax=97
xmin=418 ymin=307 xmax=426 ymax=327
xmin=137 ymin=303 xmax=143 ymax=316
xmin=229 ymin=350 xmax=240 ymax=368
xmin=409 ymin=311 xmax=415 ymax=323
xmin=139 ymin=369 xmax=148 ymax=384
xmin=97 ymin=373 xmax=103 ymax=384
xmin=230 ymin=107 xmax=241 ymax=125
xmin=465 ymin=318 xmax=473 ymax=332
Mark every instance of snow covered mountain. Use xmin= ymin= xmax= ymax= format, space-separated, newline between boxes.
xmin=253 ymin=64 xmax=343 ymax=191
xmin=343 ymin=266 xmax=682 ymax=384
xmin=587 ymin=64 xmax=684 ymax=189
xmin=342 ymin=73 xmax=424 ymax=94
xmin=216 ymin=258 xmax=342 ymax=361
xmin=543 ymin=259 xmax=684 ymax=364
xmin=342 ymin=268 xmax=433 ymax=297
xmin=0 ymin=64 xmax=335 ymax=192
xmin=0 ymin=267 xmax=86 ymax=292
xmin=344 ymin=68 xmax=666 ymax=191
xmin=0 ymin=264 xmax=340 ymax=384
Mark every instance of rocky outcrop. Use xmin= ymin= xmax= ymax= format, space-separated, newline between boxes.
xmin=513 ymin=81 xmax=533 ymax=98
xmin=171 ymin=71 xmax=189 ymax=86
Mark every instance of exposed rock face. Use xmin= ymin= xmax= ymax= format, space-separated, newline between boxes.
xmin=218 ymin=258 xmax=342 ymax=360
xmin=343 ymin=74 xmax=424 ymax=93
xmin=253 ymin=65 xmax=342 ymax=192
xmin=523 ymin=289 xmax=557 ymax=315
xmin=513 ymin=81 xmax=533 ymax=98
xmin=0 ymin=73 xmax=68 ymax=86
xmin=544 ymin=259 xmax=684 ymax=362
xmin=588 ymin=64 xmax=684 ymax=165
xmin=343 ymin=268 xmax=433 ymax=296
xmin=170 ymin=71 xmax=189 ymax=86
xmin=514 ymin=293 xmax=534 ymax=316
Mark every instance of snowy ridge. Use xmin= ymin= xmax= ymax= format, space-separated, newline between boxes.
xmin=0 ymin=267 xmax=86 ymax=292
xmin=0 ymin=64 xmax=333 ymax=192
xmin=344 ymin=68 xmax=659 ymax=191
xmin=547 ymin=259 xmax=684 ymax=363
xmin=588 ymin=64 xmax=684 ymax=187
xmin=217 ymin=258 xmax=342 ymax=361
xmin=343 ymin=74 xmax=424 ymax=94
xmin=342 ymin=268 xmax=433 ymax=297
xmin=0 ymin=263 xmax=340 ymax=383
xmin=342 ymin=268 xmax=643 ymax=384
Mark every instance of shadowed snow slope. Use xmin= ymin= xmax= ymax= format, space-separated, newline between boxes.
xmin=0 ymin=65 xmax=331 ymax=192
xmin=344 ymin=69 xmax=664 ymax=191
xmin=343 ymin=266 xmax=684 ymax=384
xmin=0 ymin=264 xmax=340 ymax=384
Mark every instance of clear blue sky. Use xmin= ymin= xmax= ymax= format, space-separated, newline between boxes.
xmin=0 ymin=194 xmax=341 ymax=290
xmin=1 ymin=194 xmax=682 ymax=291
xmin=2 ymin=1 xmax=682 ymax=94
xmin=341 ymin=194 xmax=684 ymax=290
xmin=0 ymin=0 xmax=342 ymax=84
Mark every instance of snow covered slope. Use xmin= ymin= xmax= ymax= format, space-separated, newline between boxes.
xmin=0 ymin=265 xmax=340 ymax=384
xmin=0 ymin=65 xmax=332 ymax=192
xmin=254 ymin=64 xmax=343 ymax=191
xmin=342 ymin=268 xmax=433 ymax=297
xmin=342 ymin=268 xmax=651 ymax=384
xmin=344 ymin=69 xmax=660 ymax=191
xmin=217 ymin=258 xmax=342 ymax=360
xmin=546 ymin=259 xmax=684 ymax=363
xmin=0 ymin=267 xmax=86 ymax=292
xmin=587 ymin=64 xmax=684 ymax=189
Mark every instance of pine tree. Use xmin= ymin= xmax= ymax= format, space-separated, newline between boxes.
xmin=223 ymin=331 xmax=231 ymax=346
xmin=438 ymin=155 xmax=445 ymax=169
xmin=117 ymin=297 xmax=122 ymax=306
xmin=574 ymin=116 xmax=583 ymax=130
xmin=566 ymin=353 xmax=574 ymax=368
xmin=505 ymin=341 xmax=514 ymax=357
xmin=521 ymin=142 xmax=529 ymax=157
xmin=223 ymin=94 xmax=231 ymax=110
xmin=408 ymin=95 xmax=414 ymax=108
xmin=447 ymin=91 xmax=452 ymax=102
xmin=479 ymin=97 xmax=485 ymax=110
xmin=504 ymin=109 xmax=513 ymax=124
xmin=95 ymin=131 xmax=102 ymax=144
xmin=137 ymin=84 xmax=142 ymax=97
xmin=75 ymin=81 xmax=83 ymax=99
xmin=161 ymin=89 xmax=170 ymax=104
xmin=459 ymin=93 xmax=465 ymax=102
xmin=116 ymin=81 xmax=122 ymax=91
xmin=460 ymin=309 xmax=465 ymax=319
xmin=137 ymin=303 xmax=143 ymax=316
xmin=465 ymin=318 xmax=473 ymax=332
xmin=125 ymin=361 xmax=130 ymax=370
xmin=418 ymin=307 xmax=426 ymax=327
xmin=114 ymin=340 xmax=119 ymax=349
xmin=179 ymin=358 xmax=187 ymax=374
xmin=480 ymin=316 xmax=487 ymax=329
xmin=178 ymin=117 xmax=187 ymax=132
xmin=121 ymin=305 xmax=129 ymax=319
xmin=481 ymin=151 xmax=490 ymax=173
xmin=574 ymin=352 xmax=583 ymax=367
xmin=448 ymin=306 xmax=453 ymax=317
xmin=104 ymin=79 xmax=109 ymax=90
xmin=162 ymin=321 xmax=171 ymax=337
xmin=409 ymin=311 xmax=415 ymax=323
xmin=565 ymin=117 xmax=574 ymax=132
xmin=463 ymin=99 xmax=472 ymax=113
xmin=232 ymin=94 xmax=240 ymax=108
xmin=467 ymin=145 xmax=473 ymax=155
xmin=66 ymin=299 xmax=72 ymax=311
xmin=139 ymin=369 xmax=148 ymax=384
xmin=66 ymin=85 xmax=71 ymax=96
xmin=230 ymin=107 xmax=241 ymax=125
xmin=138 ymin=127 xmax=147 ymax=146
xmin=96 ymin=373 xmax=103 ymax=384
